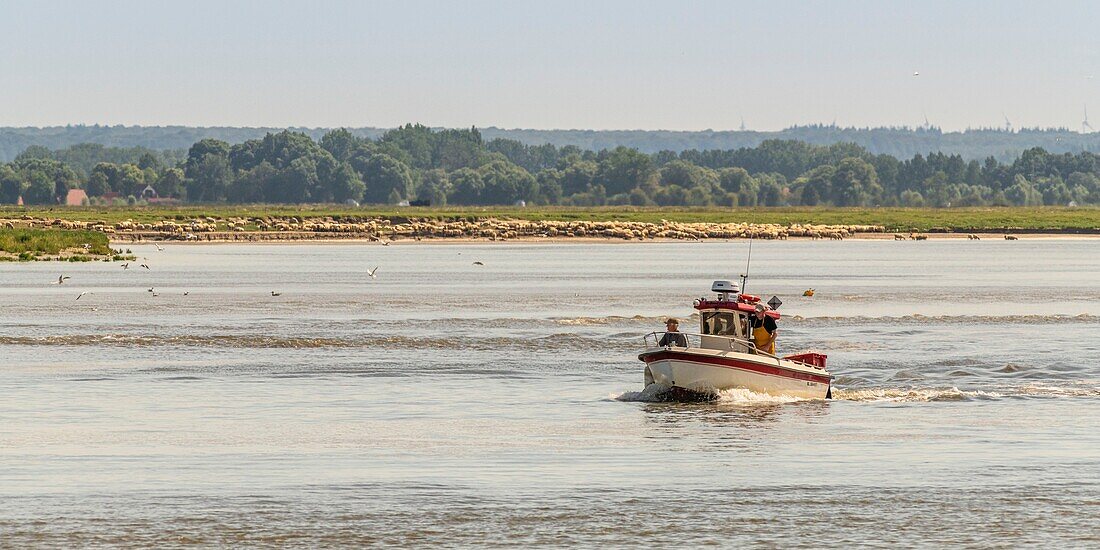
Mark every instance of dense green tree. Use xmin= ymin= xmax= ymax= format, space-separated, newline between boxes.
xmin=13 ymin=158 xmax=78 ymax=202
xmin=0 ymin=165 xmax=24 ymax=204
xmin=415 ymin=169 xmax=450 ymax=206
xmin=658 ymin=160 xmax=719 ymax=190
xmin=793 ymin=165 xmax=835 ymax=206
xmin=14 ymin=145 xmax=53 ymax=162
xmin=597 ymin=146 xmax=653 ymax=195
xmin=320 ymin=128 xmax=361 ymax=162
xmin=900 ymin=189 xmax=925 ymax=206
xmin=449 ymin=168 xmax=484 ymax=204
xmin=830 ymin=157 xmax=881 ymax=206
xmin=477 ymin=160 xmax=536 ymax=204
xmin=558 ymin=157 xmax=598 ymax=196
xmin=228 ymin=162 xmax=274 ymax=203
xmin=355 ymin=153 xmax=413 ymax=204
xmin=756 ymin=173 xmax=787 ymax=206
xmin=155 ymin=168 xmax=185 ymax=198
xmin=1004 ymin=175 xmax=1043 ymax=206
xmin=23 ymin=172 xmax=57 ymax=204
xmin=324 ymin=161 xmax=365 ymax=203
xmin=185 ymin=154 xmax=231 ymax=202
xmin=535 ymin=169 xmax=563 ymax=205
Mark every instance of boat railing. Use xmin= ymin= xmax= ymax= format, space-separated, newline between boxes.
xmin=643 ymin=331 xmax=786 ymax=366
xmin=642 ymin=331 xmax=776 ymax=356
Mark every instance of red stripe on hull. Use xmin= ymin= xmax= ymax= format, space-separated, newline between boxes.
xmin=642 ymin=350 xmax=832 ymax=385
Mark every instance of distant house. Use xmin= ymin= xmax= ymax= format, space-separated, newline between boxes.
xmin=65 ymin=189 xmax=89 ymax=206
xmin=16 ymin=196 xmax=23 ymax=206
xmin=141 ymin=184 xmax=158 ymax=200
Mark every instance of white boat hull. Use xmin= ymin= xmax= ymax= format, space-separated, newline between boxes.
xmin=641 ymin=349 xmax=831 ymax=400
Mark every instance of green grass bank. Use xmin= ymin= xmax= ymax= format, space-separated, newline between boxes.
xmin=0 ymin=228 xmax=121 ymax=261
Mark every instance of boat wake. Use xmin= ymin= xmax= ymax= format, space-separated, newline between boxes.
xmin=611 ymin=384 xmax=812 ymax=404
xmin=833 ymin=387 xmax=1002 ymax=402
xmin=613 ymin=381 xmax=1100 ymax=404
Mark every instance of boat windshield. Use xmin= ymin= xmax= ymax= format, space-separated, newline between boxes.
xmin=701 ymin=311 xmax=743 ymax=338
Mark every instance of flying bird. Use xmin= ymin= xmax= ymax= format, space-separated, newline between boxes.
xmin=367 ymin=266 xmax=379 ymax=279
xmin=54 ymin=275 xmax=71 ymax=285
xmin=148 ymin=287 xmax=154 ymax=293
xmin=912 ymin=71 xmax=920 ymax=76
xmin=121 ymin=263 xmax=130 ymax=270
xmin=154 ymin=243 xmax=165 ymax=252
xmin=140 ymin=263 xmax=150 ymax=270
xmin=473 ymin=261 xmax=484 ymax=266
xmin=381 ymin=240 xmax=390 ymax=246
xmin=183 ymin=291 xmax=189 ymax=296
xmin=271 ymin=291 xmax=282 ymax=296
xmin=76 ymin=291 xmax=90 ymax=300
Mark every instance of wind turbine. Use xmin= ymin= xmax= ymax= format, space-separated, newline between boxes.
xmin=1083 ymin=105 xmax=1094 ymax=133
xmin=739 ymin=116 xmax=746 ymax=132
xmin=1003 ymin=112 xmax=1013 ymax=132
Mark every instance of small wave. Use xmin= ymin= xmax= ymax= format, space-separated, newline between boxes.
xmin=790 ymin=314 xmax=1099 ymax=326
xmin=834 ymin=386 xmax=1002 ymax=402
xmin=555 ymin=314 xmax=696 ymax=326
xmin=0 ymin=332 xmax=628 ymax=352
xmin=0 ymin=334 xmax=354 ymax=349
xmin=1014 ymin=382 xmax=1100 ymax=398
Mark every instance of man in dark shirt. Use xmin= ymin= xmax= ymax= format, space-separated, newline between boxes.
xmin=658 ymin=318 xmax=688 ymax=347
xmin=749 ymin=304 xmax=778 ymax=354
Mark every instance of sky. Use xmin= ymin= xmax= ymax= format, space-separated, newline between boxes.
xmin=1 ymin=0 xmax=1099 ymax=131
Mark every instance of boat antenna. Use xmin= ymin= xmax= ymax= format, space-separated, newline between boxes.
xmin=740 ymin=236 xmax=753 ymax=295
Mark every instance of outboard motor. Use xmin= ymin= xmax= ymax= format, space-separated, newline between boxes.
xmin=711 ymin=280 xmax=740 ymax=302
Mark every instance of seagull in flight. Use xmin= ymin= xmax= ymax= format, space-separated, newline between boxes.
xmin=271 ymin=291 xmax=282 ymax=296
xmin=140 ymin=262 xmax=150 ymax=270
xmin=76 ymin=291 xmax=90 ymax=300
xmin=473 ymin=261 xmax=484 ymax=266
xmin=148 ymin=287 xmax=154 ymax=293
xmin=154 ymin=243 xmax=165 ymax=252
xmin=54 ymin=275 xmax=71 ymax=285
xmin=367 ymin=266 xmax=379 ymax=279
xmin=912 ymin=71 xmax=920 ymax=76
xmin=381 ymin=240 xmax=390 ymax=246
xmin=121 ymin=262 xmax=130 ymax=270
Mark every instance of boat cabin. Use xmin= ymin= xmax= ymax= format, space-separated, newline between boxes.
xmin=694 ymin=280 xmax=780 ymax=353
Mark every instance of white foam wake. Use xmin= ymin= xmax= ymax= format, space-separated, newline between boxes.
xmin=611 ymin=383 xmax=671 ymax=402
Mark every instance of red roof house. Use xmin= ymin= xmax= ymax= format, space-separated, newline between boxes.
xmin=65 ymin=189 xmax=89 ymax=206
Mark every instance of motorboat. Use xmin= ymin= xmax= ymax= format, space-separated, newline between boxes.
xmin=639 ymin=280 xmax=833 ymax=400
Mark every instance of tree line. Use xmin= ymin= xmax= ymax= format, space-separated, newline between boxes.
xmin=2 ymin=124 xmax=1099 ymax=207
xmin=5 ymin=124 xmax=1100 ymax=164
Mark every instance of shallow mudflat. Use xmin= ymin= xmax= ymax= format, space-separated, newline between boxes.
xmin=1 ymin=240 xmax=1097 ymax=546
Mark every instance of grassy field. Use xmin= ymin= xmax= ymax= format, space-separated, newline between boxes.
xmin=2 ymin=205 xmax=1099 ymax=232
xmin=0 ymin=228 xmax=114 ymax=260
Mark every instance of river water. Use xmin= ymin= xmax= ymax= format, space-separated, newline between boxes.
xmin=1 ymin=240 xmax=1098 ymax=547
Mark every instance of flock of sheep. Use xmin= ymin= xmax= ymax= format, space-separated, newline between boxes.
xmin=2 ymin=215 xmax=887 ymax=243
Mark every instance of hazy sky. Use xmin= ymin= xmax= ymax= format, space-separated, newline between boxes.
xmin=2 ymin=0 xmax=1099 ymax=130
